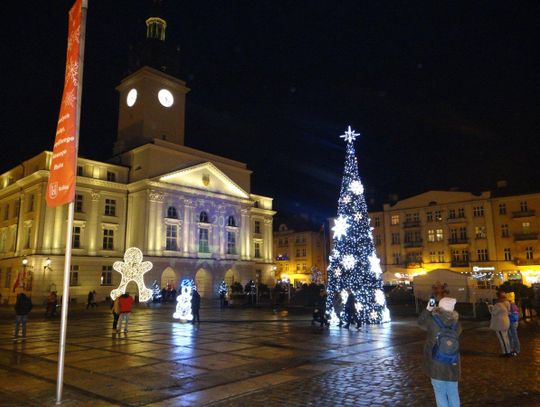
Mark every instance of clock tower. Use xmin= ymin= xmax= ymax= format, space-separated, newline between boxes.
xmin=113 ymin=1 xmax=189 ymax=155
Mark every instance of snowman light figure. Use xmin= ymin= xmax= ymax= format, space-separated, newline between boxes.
xmin=110 ymin=247 xmax=153 ymax=302
xmin=173 ymin=279 xmax=194 ymax=322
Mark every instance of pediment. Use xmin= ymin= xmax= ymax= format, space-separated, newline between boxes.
xmin=157 ymin=162 xmax=249 ymax=199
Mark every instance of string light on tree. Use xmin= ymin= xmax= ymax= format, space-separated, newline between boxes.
xmin=326 ymin=126 xmax=391 ymax=325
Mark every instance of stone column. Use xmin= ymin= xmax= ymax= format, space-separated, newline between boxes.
xmin=264 ymin=217 xmax=273 ymax=262
xmin=148 ymin=190 xmax=164 ymax=255
xmin=87 ymin=190 xmax=100 ymax=255
xmin=240 ymin=208 xmax=250 ymax=260
xmin=183 ymin=199 xmax=194 ymax=256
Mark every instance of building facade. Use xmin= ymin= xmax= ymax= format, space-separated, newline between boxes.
xmin=273 ymin=223 xmax=326 ymax=285
xmin=0 ymin=11 xmax=275 ymax=304
xmin=369 ymin=190 xmax=540 ymax=287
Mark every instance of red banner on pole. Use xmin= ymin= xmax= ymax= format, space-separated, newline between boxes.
xmin=46 ymin=0 xmax=84 ymax=208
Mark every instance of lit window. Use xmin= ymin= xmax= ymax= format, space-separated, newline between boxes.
xmin=427 ymin=230 xmax=435 ymax=242
xmin=526 ymin=246 xmax=533 ymax=260
xmin=473 ymin=206 xmax=484 ymax=217
xmin=477 ymin=249 xmax=489 ymax=262
xmin=522 ymin=222 xmax=531 ymax=234
xmin=504 ymin=248 xmax=511 ymax=261
xmin=475 ymin=226 xmax=487 ymax=239
xmin=438 ymin=251 xmax=445 ymax=262
xmin=430 ymin=251 xmax=436 ymax=262
xmin=391 ymin=215 xmax=399 ymax=225
xmin=436 ymin=229 xmax=444 ymax=242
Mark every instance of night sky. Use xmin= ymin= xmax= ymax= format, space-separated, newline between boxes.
xmin=2 ymin=1 xmax=539 ymax=224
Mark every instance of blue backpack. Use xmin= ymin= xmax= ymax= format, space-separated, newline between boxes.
xmin=432 ymin=315 xmax=460 ymax=365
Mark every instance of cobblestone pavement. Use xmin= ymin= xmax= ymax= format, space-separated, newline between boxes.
xmin=0 ymin=304 xmax=538 ymax=406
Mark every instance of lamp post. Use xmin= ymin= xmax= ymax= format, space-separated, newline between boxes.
xmin=43 ymin=258 xmax=52 ymax=297
xmin=21 ymin=257 xmax=29 ymax=291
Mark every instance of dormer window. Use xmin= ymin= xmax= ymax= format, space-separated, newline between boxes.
xmin=167 ymin=206 xmax=177 ymax=219
xmin=227 ymin=216 xmax=236 ymax=227
xmin=199 ymin=211 xmax=209 ymax=223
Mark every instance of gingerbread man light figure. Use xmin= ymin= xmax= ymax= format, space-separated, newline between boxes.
xmin=110 ymin=247 xmax=153 ymax=302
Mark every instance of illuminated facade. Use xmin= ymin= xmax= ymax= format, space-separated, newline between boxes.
xmin=0 ymin=9 xmax=275 ymax=304
xmin=369 ymin=189 xmax=540 ymax=287
xmin=273 ymin=223 xmax=326 ymax=285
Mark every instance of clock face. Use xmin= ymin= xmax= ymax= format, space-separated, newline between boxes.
xmin=158 ymin=89 xmax=174 ymax=107
xmin=126 ymin=88 xmax=137 ymax=107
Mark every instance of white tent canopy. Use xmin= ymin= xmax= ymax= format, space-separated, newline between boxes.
xmin=413 ymin=269 xmax=475 ymax=303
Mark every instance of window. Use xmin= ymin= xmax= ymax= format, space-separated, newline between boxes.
xmin=405 ymin=213 xmax=412 ymax=223
xmin=461 ymin=250 xmax=469 ymax=261
xmin=451 ymin=250 xmax=460 ymax=262
xmin=254 ymin=220 xmax=261 ymax=234
xmin=522 ymin=222 xmax=531 ymax=234
xmin=25 ymin=226 xmax=32 ymax=249
xmin=504 ymin=248 xmax=511 ymax=261
xmin=499 ymin=204 xmax=506 ymax=215
xmin=254 ymin=242 xmax=261 ymax=258
xmin=526 ymin=247 xmax=534 ymax=260
xmin=501 ymin=224 xmax=509 ymax=238
xmin=70 ymin=265 xmax=79 ymax=286
xmin=102 ymin=229 xmax=114 ymax=250
xmin=104 ymin=199 xmax=116 ymax=216
xmin=198 ymin=228 xmax=209 ymax=253
xmin=167 ymin=206 xmax=178 ymax=219
xmin=434 ymin=210 xmax=442 ymax=221
xmin=77 ymin=166 xmax=83 ymax=176
xmin=475 ymin=226 xmax=487 ymax=239
xmin=473 ymin=206 xmax=484 ymax=217
xmin=427 ymin=230 xmax=435 ymax=242
xmin=438 ymin=251 xmax=445 ymax=262
xmin=458 ymin=208 xmax=465 ymax=218
xmin=199 ymin=211 xmax=209 ymax=223
xmin=227 ymin=216 xmax=236 ymax=227
xmin=375 ymin=234 xmax=382 ymax=245
xmin=296 ymin=263 xmax=301 ymax=271
xmin=75 ymin=194 xmax=84 ymax=213
xmin=73 ymin=226 xmax=81 ymax=249
xmin=106 ymin=171 xmax=116 ymax=182
xmin=302 ymin=263 xmax=307 ymax=271
xmin=436 ymin=229 xmax=444 ymax=242
xmin=413 ymin=212 xmax=420 ymax=222
xmin=477 ymin=249 xmax=489 ymax=262
xmin=404 ymin=231 xmax=413 ymax=243
xmin=391 ymin=215 xmax=399 ymax=225
xmin=450 ymin=228 xmax=458 ymax=240
xmin=426 ymin=211 xmax=433 ymax=222
xmin=520 ymin=201 xmax=528 ymax=212
xmin=448 ymin=209 xmax=456 ymax=219
xmin=374 ymin=217 xmax=381 ymax=227
xmin=166 ymin=224 xmax=177 ymax=250
xmin=3 ymin=204 xmax=9 ymax=221
xmin=391 ymin=232 xmax=400 ymax=245
xmin=430 ymin=251 xmax=436 ymax=262
xmin=459 ymin=227 xmax=467 ymax=240
xmin=101 ymin=265 xmax=113 ymax=286
xmin=392 ymin=253 xmax=401 ymax=265
xmin=227 ymin=231 xmax=236 ymax=254
xmin=27 ymin=194 xmax=34 ymax=212
xmin=4 ymin=267 xmax=12 ymax=288
xmin=296 ymin=248 xmax=300 ymax=257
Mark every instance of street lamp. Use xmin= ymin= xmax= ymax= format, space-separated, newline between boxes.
xmin=44 ymin=257 xmax=52 ymax=270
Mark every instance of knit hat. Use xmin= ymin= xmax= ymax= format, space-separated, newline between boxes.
xmin=439 ymin=297 xmax=457 ymax=312
xmin=506 ymin=292 xmax=515 ymax=302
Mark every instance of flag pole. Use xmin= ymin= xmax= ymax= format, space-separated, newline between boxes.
xmin=56 ymin=0 xmax=88 ymax=404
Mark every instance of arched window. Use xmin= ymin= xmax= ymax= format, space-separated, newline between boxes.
xmin=199 ymin=211 xmax=209 ymax=223
xmin=227 ymin=216 xmax=236 ymax=227
xmin=167 ymin=206 xmax=177 ymax=219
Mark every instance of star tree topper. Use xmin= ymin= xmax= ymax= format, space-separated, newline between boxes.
xmin=339 ymin=125 xmax=360 ymax=143
xmin=110 ymin=247 xmax=153 ymax=302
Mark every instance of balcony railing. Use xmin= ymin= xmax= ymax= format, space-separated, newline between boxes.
xmin=513 ymin=233 xmax=539 ymax=242
xmin=404 ymin=240 xmax=423 ymax=248
xmin=451 ymin=261 xmax=470 ymax=267
xmin=403 ymin=220 xmax=421 ymax=228
xmin=512 ymin=209 xmax=536 ymax=218
xmin=448 ymin=238 xmax=469 ymax=245
xmin=447 ymin=216 xmax=467 ymax=224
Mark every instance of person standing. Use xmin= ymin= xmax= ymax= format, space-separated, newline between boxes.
xmin=117 ymin=292 xmax=134 ymax=333
xmin=488 ymin=291 xmax=512 ymax=357
xmin=14 ymin=293 xmax=33 ymax=340
xmin=111 ymin=296 xmax=120 ymax=333
xmin=332 ymin=291 xmax=344 ymax=327
xmin=191 ymin=287 xmax=201 ymax=323
xmin=46 ymin=291 xmax=57 ymax=317
xmin=343 ymin=289 xmax=361 ymax=329
xmin=418 ymin=297 xmax=462 ymax=407
xmin=506 ymin=292 xmax=520 ymax=355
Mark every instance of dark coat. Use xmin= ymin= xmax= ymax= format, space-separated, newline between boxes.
xmin=418 ymin=307 xmax=462 ymax=381
xmin=345 ymin=292 xmax=356 ymax=312
xmin=191 ymin=291 xmax=201 ymax=310
xmin=15 ymin=294 xmax=33 ymax=316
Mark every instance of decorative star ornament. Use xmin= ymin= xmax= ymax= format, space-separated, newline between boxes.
xmin=350 ymin=180 xmax=364 ymax=195
xmin=110 ymin=247 xmax=153 ymax=302
xmin=339 ymin=125 xmax=360 ymax=143
xmin=334 ymin=267 xmax=342 ymax=277
xmin=353 ymin=212 xmax=363 ymax=221
xmin=342 ymin=254 xmax=356 ymax=270
xmin=342 ymin=195 xmax=352 ymax=204
xmin=332 ymin=215 xmax=350 ymax=240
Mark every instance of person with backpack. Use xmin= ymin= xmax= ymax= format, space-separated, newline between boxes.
xmin=488 ymin=291 xmax=512 ymax=357
xmin=418 ymin=296 xmax=462 ymax=407
xmin=506 ymin=292 xmax=520 ymax=355
xmin=14 ymin=293 xmax=33 ymax=340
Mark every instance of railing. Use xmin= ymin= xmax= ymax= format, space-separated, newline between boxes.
xmin=448 ymin=238 xmax=469 ymax=245
xmin=512 ymin=209 xmax=536 ymax=218
xmin=404 ymin=240 xmax=423 ymax=248
xmin=402 ymin=220 xmax=421 ymax=228
xmin=513 ymin=233 xmax=539 ymax=242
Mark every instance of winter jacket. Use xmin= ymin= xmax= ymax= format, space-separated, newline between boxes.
xmin=488 ymin=301 xmax=510 ymax=331
xmin=191 ymin=291 xmax=201 ymax=310
xmin=15 ymin=294 xmax=33 ymax=316
xmin=345 ymin=293 xmax=357 ymax=312
xmin=332 ymin=294 xmax=343 ymax=315
xmin=111 ymin=298 xmax=120 ymax=314
xmin=118 ymin=294 xmax=134 ymax=313
xmin=418 ymin=307 xmax=462 ymax=381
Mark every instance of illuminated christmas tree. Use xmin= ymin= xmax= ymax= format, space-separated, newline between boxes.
xmin=326 ymin=126 xmax=390 ymax=325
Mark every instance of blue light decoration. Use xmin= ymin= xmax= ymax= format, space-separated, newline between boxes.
xmin=151 ymin=280 xmax=162 ymax=302
xmin=173 ymin=279 xmax=194 ymax=322
xmin=218 ymin=280 xmax=228 ymax=296
xmin=326 ymin=126 xmax=390 ymax=325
